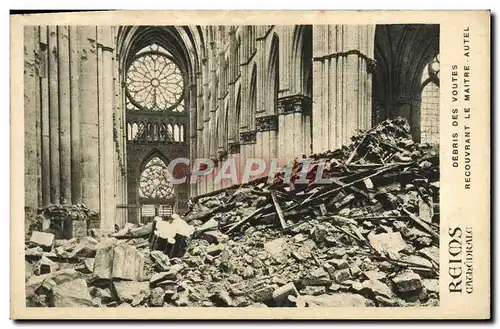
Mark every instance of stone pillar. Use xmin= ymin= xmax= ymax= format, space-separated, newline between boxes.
xmin=34 ymin=29 xmax=42 ymax=206
xmin=189 ymin=84 xmax=197 ymax=170
xmin=194 ymin=70 xmax=204 ymax=197
xmin=99 ymin=27 xmax=116 ymax=231
xmin=254 ymin=33 xmax=266 ymax=163
xmin=97 ymin=41 xmax=105 ymax=223
xmin=311 ymin=25 xmax=376 ymax=153
xmin=48 ymin=26 xmax=61 ymax=203
xmin=39 ymin=27 xmax=51 ymax=206
xmin=188 ymin=83 xmax=197 ymax=197
xmin=203 ymin=56 xmax=211 ymax=195
xmin=239 ymin=130 xmax=256 ymax=182
xmin=227 ymin=96 xmax=236 ymax=142
xmin=278 ymin=26 xmax=293 ymax=97
xmin=69 ymin=26 xmax=82 ymax=204
xmin=78 ymin=26 xmax=100 ymax=211
xmin=58 ymin=26 xmax=72 ymax=204
xmin=277 ymin=95 xmax=311 ymax=162
xmin=24 ymin=26 xmax=38 ymax=209
xmin=255 ymin=115 xmax=278 ymax=165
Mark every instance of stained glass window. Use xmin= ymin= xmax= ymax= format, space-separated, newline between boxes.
xmin=420 ymin=54 xmax=440 ymax=145
xmin=421 ymin=54 xmax=440 ymax=85
xmin=139 ymin=157 xmax=175 ymax=199
xmin=126 ymin=44 xmax=184 ymax=111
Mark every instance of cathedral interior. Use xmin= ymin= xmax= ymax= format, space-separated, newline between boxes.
xmin=23 ymin=24 xmax=440 ymax=232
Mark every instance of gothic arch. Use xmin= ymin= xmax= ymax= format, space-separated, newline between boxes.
xmin=118 ymin=26 xmax=199 ymax=220
xmin=292 ymin=25 xmax=313 ymax=95
xmin=249 ymin=63 xmax=257 ymax=121
xmin=372 ymin=24 xmax=440 ymax=141
xmin=136 ymin=149 xmax=176 ymax=214
xmin=138 ymin=148 xmax=170 ymax=177
xmin=117 ymin=26 xmax=200 ymax=88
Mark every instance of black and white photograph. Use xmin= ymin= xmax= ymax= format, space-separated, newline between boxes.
xmin=22 ymin=23 xmax=441 ymax=309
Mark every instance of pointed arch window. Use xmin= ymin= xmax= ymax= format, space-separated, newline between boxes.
xmin=249 ymin=66 xmax=257 ymax=118
xmin=420 ymin=54 xmax=440 ymax=144
xmin=126 ymin=43 xmax=185 ymax=112
xmin=236 ymin=88 xmax=242 ymax=138
xmin=138 ymin=156 xmax=175 ymax=200
xmin=234 ymin=37 xmax=241 ymax=78
xmin=269 ymin=35 xmax=279 ymax=113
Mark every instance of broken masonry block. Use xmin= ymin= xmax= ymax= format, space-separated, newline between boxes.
xmin=49 ymin=278 xmax=93 ymax=307
xmin=29 ymin=231 xmax=55 ymax=251
xmin=112 ymin=280 xmax=150 ymax=304
xmin=112 ymin=245 xmax=145 ymax=281
xmin=33 ymin=256 xmax=59 ymax=275
xmin=249 ymin=285 xmax=277 ymax=303
xmin=149 ymin=250 xmax=171 ymax=272
xmin=149 ymin=287 xmax=166 ymax=307
xmin=392 ymin=270 xmax=423 ymax=293
xmin=93 ymin=244 xmax=144 ymax=281
xmin=272 ymin=282 xmax=299 ymax=306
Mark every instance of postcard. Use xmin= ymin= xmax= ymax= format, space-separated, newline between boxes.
xmin=10 ymin=10 xmax=490 ymax=319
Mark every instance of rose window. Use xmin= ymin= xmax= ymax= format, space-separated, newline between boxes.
xmin=126 ymin=50 xmax=184 ymax=111
xmin=139 ymin=157 xmax=175 ymax=199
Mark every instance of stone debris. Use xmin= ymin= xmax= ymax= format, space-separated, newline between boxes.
xmin=149 ymin=287 xmax=166 ymax=307
xmin=29 ymin=231 xmax=55 ymax=251
xmin=112 ymin=281 xmax=150 ymax=304
xmin=392 ymin=270 xmax=423 ymax=293
xmin=25 ymin=118 xmax=439 ymax=308
xmin=273 ymin=282 xmax=299 ymax=306
xmin=27 ymin=204 xmax=99 ymax=240
xmin=293 ymin=293 xmax=372 ymax=307
xmin=93 ymin=244 xmax=144 ymax=281
xmin=49 ymin=278 xmax=93 ymax=307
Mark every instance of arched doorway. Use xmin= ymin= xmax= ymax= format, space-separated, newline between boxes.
xmin=372 ymin=24 xmax=440 ymax=142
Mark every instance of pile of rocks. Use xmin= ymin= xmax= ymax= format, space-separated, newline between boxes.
xmin=26 ymin=204 xmax=100 ymax=240
xmin=25 ymin=118 xmax=439 ymax=308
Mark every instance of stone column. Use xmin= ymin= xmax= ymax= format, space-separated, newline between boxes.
xmin=58 ymin=26 xmax=72 ymax=204
xmin=277 ymin=95 xmax=312 ymax=162
xmin=78 ymin=26 xmax=100 ymax=211
xmin=254 ymin=34 xmax=266 ymax=163
xmin=24 ymin=26 xmax=38 ymax=209
xmin=189 ymin=84 xmax=197 ymax=164
xmin=97 ymin=40 xmax=105 ymax=222
xmin=311 ymin=25 xmax=376 ymax=153
xmin=201 ymin=57 xmax=211 ymax=195
xmin=98 ymin=27 xmax=116 ymax=231
xmin=255 ymin=114 xmax=278 ymax=166
xmin=34 ymin=29 xmax=42 ymax=206
xmin=39 ymin=27 xmax=51 ymax=206
xmin=69 ymin=26 xmax=82 ymax=204
xmin=48 ymin=26 xmax=61 ymax=203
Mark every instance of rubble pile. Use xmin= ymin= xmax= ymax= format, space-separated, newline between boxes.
xmin=27 ymin=204 xmax=100 ymax=240
xmin=25 ymin=118 xmax=440 ymax=308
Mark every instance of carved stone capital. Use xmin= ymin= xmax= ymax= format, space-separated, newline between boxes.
xmin=256 ymin=115 xmax=279 ymax=132
xmin=239 ymin=131 xmax=257 ymax=145
xmin=218 ymin=148 xmax=228 ymax=162
xmin=278 ymin=95 xmax=312 ymax=115
xmin=366 ymin=58 xmax=378 ymax=74
xmin=228 ymin=142 xmax=241 ymax=154
xmin=313 ymin=50 xmax=377 ymax=74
